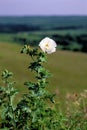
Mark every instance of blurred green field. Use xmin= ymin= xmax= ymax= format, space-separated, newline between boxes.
xmin=0 ymin=42 xmax=87 ymax=103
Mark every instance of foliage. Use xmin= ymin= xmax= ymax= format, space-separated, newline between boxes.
xmin=0 ymin=70 xmax=18 ymax=129
xmin=0 ymin=44 xmax=87 ymax=129
xmin=0 ymin=45 xmax=66 ymax=129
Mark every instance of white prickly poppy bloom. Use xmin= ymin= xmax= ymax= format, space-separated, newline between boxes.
xmin=39 ymin=37 xmax=57 ymax=54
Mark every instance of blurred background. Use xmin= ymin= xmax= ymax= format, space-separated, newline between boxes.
xmin=0 ymin=0 xmax=87 ymax=101
xmin=0 ymin=0 xmax=87 ymax=51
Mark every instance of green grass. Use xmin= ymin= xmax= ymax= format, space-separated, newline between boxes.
xmin=0 ymin=42 xmax=87 ymax=102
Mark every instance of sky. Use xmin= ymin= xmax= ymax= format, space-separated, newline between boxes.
xmin=0 ymin=0 xmax=87 ymax=16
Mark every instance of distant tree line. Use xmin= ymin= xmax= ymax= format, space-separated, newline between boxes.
xmin=52 ymin=34 xmax=87 ymax=52
xmin=0 ymin=24 xmax=87 ymax=53
xmin=13 ymin=33 xmax=87 ymax=53
xmin=53 ymin=25 xmax=84 ymax=30
xmin=0 ymin=24 xmax=41 ymax=33
xmin=0 ymin=24 xmax=85 ymax=33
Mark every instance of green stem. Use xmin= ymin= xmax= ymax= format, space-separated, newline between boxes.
xmin=8 ymin=94 xmax=16 ymax=129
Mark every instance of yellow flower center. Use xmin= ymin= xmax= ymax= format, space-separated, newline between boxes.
xmin=45 ymin=43 xmax=49 ymax=48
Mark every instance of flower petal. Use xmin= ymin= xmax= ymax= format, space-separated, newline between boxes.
xmin=39 ymin=37 xmax=57 ymax=54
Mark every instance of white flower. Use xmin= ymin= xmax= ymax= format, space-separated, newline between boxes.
xmin=39 ymin=37 xmax=57 ymax=54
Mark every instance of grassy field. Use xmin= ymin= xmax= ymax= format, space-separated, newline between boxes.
xmin=0 ymin=42 xmax=87 ymax=103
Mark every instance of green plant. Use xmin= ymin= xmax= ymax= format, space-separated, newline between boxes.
xmin=0 ymin=38 xmax=67 ymax=130
xmin=0 ymin=70 xmax=18 ymax=129
xmin=0 ymin=38 xmax=87 ymax=130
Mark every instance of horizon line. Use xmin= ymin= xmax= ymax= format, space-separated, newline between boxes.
xmin=0 ymin=14 xmax=87 ymax=17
